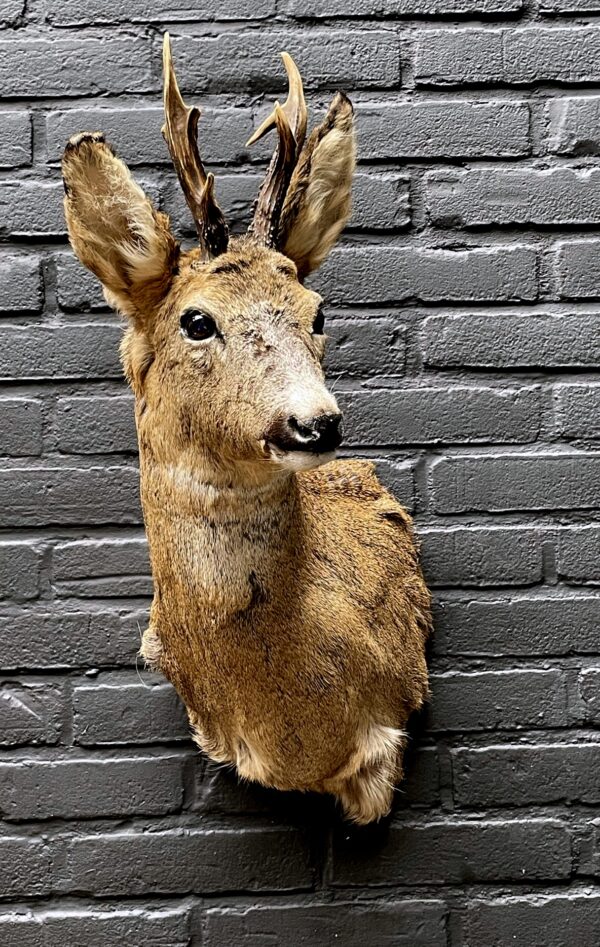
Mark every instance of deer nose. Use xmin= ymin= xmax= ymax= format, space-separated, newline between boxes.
xmin=286 ymin=412 xmax=343 ymax=453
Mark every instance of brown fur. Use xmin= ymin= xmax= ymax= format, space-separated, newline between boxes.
xmin=62 ymin=99 xmax=431 ymax=824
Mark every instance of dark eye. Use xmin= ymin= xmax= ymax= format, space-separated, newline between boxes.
xmin=312 ymin=306 xmax=325 ymax=335
xmin=180 ymin=309 xmax=217 ymax=342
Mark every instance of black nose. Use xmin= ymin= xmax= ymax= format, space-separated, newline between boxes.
xmin=269 ymin=412 xmax=343 ymax=454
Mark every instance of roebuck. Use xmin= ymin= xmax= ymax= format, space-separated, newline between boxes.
xmin=62 ymin=35 xmax=431 ymax=824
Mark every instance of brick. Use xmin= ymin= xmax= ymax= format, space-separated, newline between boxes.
xmin=340 ymin=386 xmax=541 ymax=446
xmin=420 ymin=526 xmax=542 ymax=587
xmin=53 ymin=536 xmax=151 ymax=598
xmin=287 ymin=0 xmax=521 ymax=13
xmin=0 ymin=0 xmax=24 ymax=26
xmin=401 ymin=747 xmax=442 ymax=807
xmin=555 ymin=240 xmax=600 ymax=299
xmin=0 ymin=754 xmax=183 ymax=820
xmin=56 ymin=396 xmax=136 ymax=455
xmin=358 ymin=100 xmax=530 ymax=159
xmin=428 ymin=168 xmax=600 ymax=228
xmin=73 ymin=675 xmax=188 ymax=745
xmin=0 ymin=181 xmax=63 ymax=237
xmin=542 ymin=0 xmax=600 ymax=11
xmin=332 ymin=818 xmax=570 ymax=884
xmin=205 ymin=901 xmax=448 ymax=947
xmin=0 ymin=324 xmax=122 ymax=380
xmin=0 ymin=255 xmax=42 ymax=313
xmin=0 ymin=839 xmax=53 ymax=897
xmin=0 ymin=542 xmax=40 ymax=600
xmin=415 ymin=28 xmax=600 ymax=86
xmin=548 ymin=97 xmax=600 ymax=155
xmin=171 ymin=31 xmax=400 ymax=93
xmin=453 ymin=744 xmax=600 ymax=807
xmin=325 ymin=318 xmax=405 ymax=377
xmin=0 ymin=608 xmax=143 ymax=670
xmin=0 ymin=399 xmax=42 ymax=456
xmin=0 ymin=683 xmax=63 ymax=746
xmin=0 ymin=907 xmax=191 ymax=947
xmin=166 ymin=171 xmax=409 ymax=234
xmin=579 ymin=669 xmax=600 ymax=722
xmin=0 ymin=36 xmax=154 ymax=98
xmin=0 ymin=466 xmax=141 ymax=527
xmin=0 ymin=112 xmax=31 ymax=167
xmin=423 ymin=311 xmax=600 ymax=370
xmin=558 ymin=526 xmax=600 ymax=582
xmin=429 ymin=669 xmax=567 ymax=731
xmin=464 ymin=893 xmax=600 ymax=947
xmin=431 ymin=453 xmax=600 ymax=514
xmin=55 ymin=254 xmax=106 ymax=311
xmin=316 ymin=246 xmax=537 ymax=304
xmin=47 ymin=106 xmax=254 ymax=167
xmin=372 ymin=459 xmax=415 ymax=510
xmin=38 ymin=0 xmax=275 ymax=23
xmin=66 ymin=827 xmax=314 ymax=894
xmin=434 ymin=592 xmax=600 ymax=656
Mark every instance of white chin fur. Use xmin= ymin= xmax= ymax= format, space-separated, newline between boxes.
xmin=268 ymin=447 xmax=337 ymax=472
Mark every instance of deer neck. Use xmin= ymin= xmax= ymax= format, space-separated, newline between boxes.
xmin=140 ymin=450 xmax=299 ymax=616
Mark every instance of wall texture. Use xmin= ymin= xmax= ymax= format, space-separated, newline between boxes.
xmin=1 ymin=0 xmax=600 ymax=944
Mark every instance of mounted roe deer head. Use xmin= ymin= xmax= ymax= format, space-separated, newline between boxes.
xmin=62 ymin=35 xmax=431 ymax=824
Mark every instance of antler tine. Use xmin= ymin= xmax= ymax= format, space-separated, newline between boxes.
xmin=162 ymin=33 xmax=228 ymax=257
xmin=247 ymin=52 xmax=308 ymax=248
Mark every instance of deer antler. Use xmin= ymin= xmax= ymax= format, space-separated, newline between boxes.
xmin=162 ymin=33 xmax=228 ymax=257
xmin=247 ymin=52 xmax=308 ymax=248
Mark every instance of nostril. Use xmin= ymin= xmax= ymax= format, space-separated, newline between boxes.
xmin=288 ymin=416 xmax=317 ymax=440
xmin=288 ymin=413 xmax=343 ymax=451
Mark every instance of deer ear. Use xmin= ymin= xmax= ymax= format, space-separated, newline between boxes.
xmin=62 ymin=132 xmax=179 ymax=325
xmin=279 ymin=93 xmax=355 ymax=280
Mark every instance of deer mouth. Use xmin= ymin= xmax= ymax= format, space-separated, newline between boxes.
xmin=265 ymin=439 xmax=338 ymax=471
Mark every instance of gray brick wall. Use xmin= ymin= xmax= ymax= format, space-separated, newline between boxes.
xmin=1 ymin=0 xmax=599 ymax=943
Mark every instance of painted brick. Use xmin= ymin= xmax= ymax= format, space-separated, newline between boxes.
xmin=0 ymin=907 xmax=191 ymax=947
xmin=171 ymin=31 xmax=400 ymax=93
xmin=73 ymin=675 xmax=188 ymax=745
xmin=427 ymin=168 xmax=600 ymax=227
xmin=0 ymin=255 xmax=42 ymax=313
xmin=287 ymin=0 xmax=521 ymax=14
xmin=464 ymin=894 xmax=600 ymax=947
xmin=332 ymin=818 xmax=571 ymax=884
xmin=423 ymin=310 xmax=600 ymax=369
xmin=431 ymin=453 xmax=600 ymax=513
xmin=0 ymin=466 xmax=141 ymax=527
xmin=358 ymin=99 xmax=530 ymax=159
xmin=452 ymin=744 xmax=600 ymax=807
xmin=0 ymin=36 xmax=154 ymax=98
xmin=0 ymin=542 xmax=40 ymax=600
xmin=0 ymin=112 xmax=31 ymax=167
xmin=415 ymin=28 xmax=600 ymax=86
xmin=557 ymin=526 xmax=600 ymax=582
xmin=325 ymin=318 xmax=406 ymax=377
xmin=579 ymin=669 xmax=600 ymax=722
xmin=340 ymin=386 xmax=541 ymax=446
xmin=316 ymin=245 xmax=538 ymax=304
xmin=66 ymin=827 xmax=314 ymax=894
xmin=0 ymin=839 xmax=54 ymax=898
xmin=38 ymin=0 xmax=276 ymax=23
xmin=56 ymin=396 xmax=136 ymax=454
xmin=548 ymin=96 xmax=600 ymax=155
xmin=434 ymin=592 xmax=600 ymax=656
xmin=53 ymin=536 xmax=151 ymax=597
xmin=0 ymin=755 xmax=184 ymax=820
xmin=0 ymin=181 xmax=64 ymax=237
xmin=0 ymin=683 xmax=63 ymax=746
xmin=55 ymin=253 xmax=106 ymax=311
xmin=0 ymin=324 xmax=122 ymax=380
xmin=554 ymin=239 xmax=600 ymax=299
xmin=555 ymin=384 xmax=600 ymax=440
xmin=0 ymin=399 xmax=43 ymax=456
xmin=420 ymin=526 xmax=542 ymax=587
xmin=429 ymin=669 xmax=567 ymax=732
xmin=204 ymin=901 xmax=448 ymax=947
xmin=0 ymin=608 xmax=143 ymax=670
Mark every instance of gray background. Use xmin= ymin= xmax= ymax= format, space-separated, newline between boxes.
xmin=1 ymin=0 xmax=600 ymax=944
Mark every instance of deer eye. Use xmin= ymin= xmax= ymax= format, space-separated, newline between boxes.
xmin=312 ymin=306 xmax=325 ymax=335
xmin=180 ymin=310 xmax=217 ymax=342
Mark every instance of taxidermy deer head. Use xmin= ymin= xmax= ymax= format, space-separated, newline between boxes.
xmin=62 ymin=35 xmax=431 ymax=824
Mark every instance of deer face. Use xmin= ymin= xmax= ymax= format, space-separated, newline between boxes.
xmin=62 ymin=38 xmax=355 ymax=482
